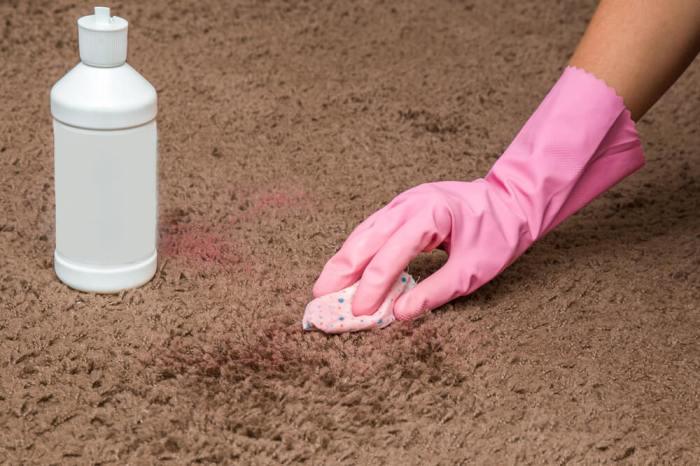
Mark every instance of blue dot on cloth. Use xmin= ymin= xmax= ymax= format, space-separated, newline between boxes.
xmin=401 ymin=276 xmax=407 ymax=283
xmin=377 ymin=319 xmax=383 ymax=325
xmin=339 ymin=316 xmax=345 ymax=321
xmin=338 ymin=297 xmax=345 ymax=303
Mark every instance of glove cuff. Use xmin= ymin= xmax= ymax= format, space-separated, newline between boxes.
xmin=486 ymin=66 xmax=645 ymax=240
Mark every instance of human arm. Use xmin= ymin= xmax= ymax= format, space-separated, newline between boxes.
xmin=312 ymin=1 xmax=700 ymax=321
xmin=570 ymin=0 xmax=700 ymax=121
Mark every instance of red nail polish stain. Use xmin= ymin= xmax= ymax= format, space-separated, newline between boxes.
xmin=252 ymin=188 xmax=308 ymax=213
xmin=227 ymin=186 xmax=310 ymax=225
xmin=159 ymin=213 xmax=240 ymax=269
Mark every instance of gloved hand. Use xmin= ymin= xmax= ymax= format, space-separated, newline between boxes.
xmin=313 ymin=67 xmax=644 ymax=321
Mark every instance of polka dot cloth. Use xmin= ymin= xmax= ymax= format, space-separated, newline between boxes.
xmin=302 ymin=272 xmax=416 ymax=334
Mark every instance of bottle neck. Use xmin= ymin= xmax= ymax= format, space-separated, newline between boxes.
xmin=80 ymin=59 xmax=126 ymax=68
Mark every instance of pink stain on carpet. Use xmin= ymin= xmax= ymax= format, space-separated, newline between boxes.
xmin=250 ymin=188 xmax=309 ymax=215
xmin=159 ymin=220 xmax=239 ymax=268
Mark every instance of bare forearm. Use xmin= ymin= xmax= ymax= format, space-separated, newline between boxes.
xmin=570 ymin=0 xmax=700 ymax=121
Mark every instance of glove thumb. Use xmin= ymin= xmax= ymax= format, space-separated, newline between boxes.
xmin=393 ymin=264 xmax=464 ymax=320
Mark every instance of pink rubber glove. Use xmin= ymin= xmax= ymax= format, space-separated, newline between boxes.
xmin=313 ymin=67 xmax=644 ymax=321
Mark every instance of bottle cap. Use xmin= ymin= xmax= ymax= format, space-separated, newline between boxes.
xmin=77 ymin=7 xmax=128 ymax=67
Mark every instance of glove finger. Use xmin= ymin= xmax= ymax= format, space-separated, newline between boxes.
xmin=312 ymin=206 xmax=406 ymax=297
xmin=393 ymin=259 xmax=469 ymax=320
xmin=351 ymin=219 xmax=446 ymax=316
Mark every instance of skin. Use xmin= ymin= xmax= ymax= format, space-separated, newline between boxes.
xmin=570 ymin=0 xmax=700 ymax=121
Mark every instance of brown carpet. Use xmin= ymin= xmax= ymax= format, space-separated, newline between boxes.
xmin=1 ymin=0 xmax=699 ymax=463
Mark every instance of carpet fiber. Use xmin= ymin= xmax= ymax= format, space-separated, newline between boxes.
xmin=1 ymin=0 xmax=699 ymax=463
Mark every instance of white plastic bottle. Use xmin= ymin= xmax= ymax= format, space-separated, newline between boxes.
xmin=51 ymin=7 xmax=158 ymax=293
